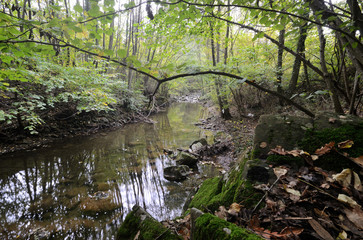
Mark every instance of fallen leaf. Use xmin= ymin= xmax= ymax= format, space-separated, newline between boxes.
xmin=228 ymin=203 xmax=242 ymax=215
xmin=280 ymin=226 xmax=304 ymax=237
xmin=328 ymin=117 xmax=336 ymax=123
xmin=337 ymin=194 xmax=360 ymax=208
xmin=344 ymin=207 xmax=363 ymax=229
xmin=260 ymin=142 xmax=267 ymax=148
xmin=215 ymin=206 xmax=228 ymax=220
xmin=333 ymin=169 xmax=353 ymax=188
xmin=287 ymin=149 xmax=301 ymax=157
xmin=337 ymin=231 xmax=348 ymax=240
xmin=308 ymin=219 xmax=334 ymax=240
xmin=351 ymin=155 xmax=363 ymax=168
xmin=269 ymin=146 xmax=286 ymax=155
xmin=333 ymin=169 xmax=363 ymax=191
xmin=314 ymin=208 xmax=329 ymax=218
xmin=311 ymin=155 xmax=319 ymax=161
xmin=338 ymin=140 xmax=354 ymax=149
xmin=273 ymin=167 xmax=288 ymax=178
xmin=315 ymin=142 xmax=335 ymax=156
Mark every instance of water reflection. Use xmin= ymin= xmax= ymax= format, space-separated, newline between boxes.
xmin=0 ymin=103 xmax=215 ymax=239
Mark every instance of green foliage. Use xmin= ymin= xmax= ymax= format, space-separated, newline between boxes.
xmin=0 ymin=56 xmax=145 ymax=134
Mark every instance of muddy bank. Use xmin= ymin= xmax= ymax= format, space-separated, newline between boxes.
xmin=0 ymin=107 xmax=159 ymax=155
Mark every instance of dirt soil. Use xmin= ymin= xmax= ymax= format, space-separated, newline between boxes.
xmin=194 ymin=101 xmax=258 ymax=171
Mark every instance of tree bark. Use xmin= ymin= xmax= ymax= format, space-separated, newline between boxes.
xmin=316 ymin=22 xmax=344 ymax=114
xmin=288 ymin=22 xmax=308 ymax=95
xmin=276 ymin=29 xmax=285 ymax=105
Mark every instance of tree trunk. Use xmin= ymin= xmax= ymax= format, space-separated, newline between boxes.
xmin=288 ymin=22 xmax=308 ymax=95
xmin=276 ymin=29 xmax=285 ymax=105
xmin=316 ymin=22 xmax=344 ymax=114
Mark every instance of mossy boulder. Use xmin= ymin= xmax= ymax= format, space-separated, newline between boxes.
xmin=299 ymin=122 xmax=363 ymax=172
xmin=189 ymin=161 xmax=263 ymax=212
xmin=117 ymin=205 xmax=181 ymax=240
xmin=253 ymin=114 xmax=313 ymax=157
xmin=176 ymin=151 xmax=198 ymax=166
xmin=164 ymin=165 xmax=191 ymax=182
xmin=194 ymin=213 xmax=262 ymax=240
xmin=190 ymin=138 xmax=208 ymax=153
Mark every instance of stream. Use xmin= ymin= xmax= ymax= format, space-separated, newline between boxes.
xmin=0 ymin=103 xmax=217 ymax=239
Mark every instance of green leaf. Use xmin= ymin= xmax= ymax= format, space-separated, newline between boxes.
xmin=88 ymin=4 xmax=101 ymax=17
xmin=352 ymin=41 xmax=358 ymax=49
xmin=275 ymin=24 xmax=285 ymax=31
xmin=117 ymin=49 xmax=127 ymax=58
xmin=74 ymin=4 xmax=83 ymax=13
xmin=104 ymin=49 xmax=113 ymax=55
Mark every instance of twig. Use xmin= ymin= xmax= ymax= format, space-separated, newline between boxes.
xmin=252 ymin=176 xmax=280 ymax=213
xmin=297 ymin=178 xmax=337 ymax=200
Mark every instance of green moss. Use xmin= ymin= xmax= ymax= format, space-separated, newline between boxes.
xmin=266 ymin=155 xmax=304 ymax=168
xmin=188 ymin=177 xmax=223 ymax=211
xmin=194 ymin=213 xmax=263 ymax=240
xmin=299 ymin=123 xmax=363 ymax=172
xmin=234 ymin=181 xmax=263 ymax=209
xmin=117 ymin=210 xmax=141 ymax=239
xmin=117 ymin=207 xmax=181 ymax=240
xmin=189 ymin=161 xmax=263 ymax=212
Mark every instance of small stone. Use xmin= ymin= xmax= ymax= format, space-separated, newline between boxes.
xmin=223 ymin=228 xmax=232 ymax=235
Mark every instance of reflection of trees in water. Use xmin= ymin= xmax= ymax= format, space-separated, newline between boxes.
xmin=0 ymin=103 xmax=213 ymax=237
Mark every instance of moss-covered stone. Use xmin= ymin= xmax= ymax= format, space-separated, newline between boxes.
xmin=299 ymin=123 xmax=363 ymax=172
xmin=188 ymin=177 xmax=223 ymax=211
xmin=117 ymin=205 xmax=181 ymax=240
xmin=189 ymin=161 xmax=263 ymax=212
xmin=194 ymin=213 xmax=262 ymax=240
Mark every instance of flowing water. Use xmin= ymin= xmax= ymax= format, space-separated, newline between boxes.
xmin=0 ymin=103 xmax=217 ymax=239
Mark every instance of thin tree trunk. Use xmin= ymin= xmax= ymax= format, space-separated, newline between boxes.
xmin=316 ymin=22 xmax=344 ymax=114
xmin=349 ymin=71 xmax=360 ymax=114
xmin=276 ymin=29 xmax=285 ymax=105
xmin=288 ymin=22 xmax=308 ymax=95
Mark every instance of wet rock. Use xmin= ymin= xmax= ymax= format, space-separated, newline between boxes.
xmin=79 ymin=191 xmax=121 ymax=215
xmin=190 ymin=208 xmax=204 ymax=240
xmin=163 ymin=148 xmax=174 ymax=155
xmin=164 ymin=165 xmax=191 ymax=182
xmin=189 ymin=138 xmax=208 ymax=153
xmin=117 ymin=205 xmax=181 ymax=240
xmin=176 ymin=151 xmax=198 ymax=166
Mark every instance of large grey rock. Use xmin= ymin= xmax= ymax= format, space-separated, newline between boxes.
xmin=314 ymin=112 xmax=362 ymax=131
xmin=164 ymin=165 xmax=191 ymax=181
xmin=176 ymin=151 xmax=198 ymax=166
xmin=189 ymin=138 xmax=208 ymax=153
xmin=253 ymin=113 xmax=363 ymax=158
xmin=253 ymin=114 xmax=313 ymax=157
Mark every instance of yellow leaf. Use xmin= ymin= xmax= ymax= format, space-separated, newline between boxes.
xmin=337 ymin=140 xmax=354 ymax=149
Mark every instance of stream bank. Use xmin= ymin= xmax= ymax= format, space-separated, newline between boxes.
xmin=125 ymin=112 xmax=362 ymax=240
